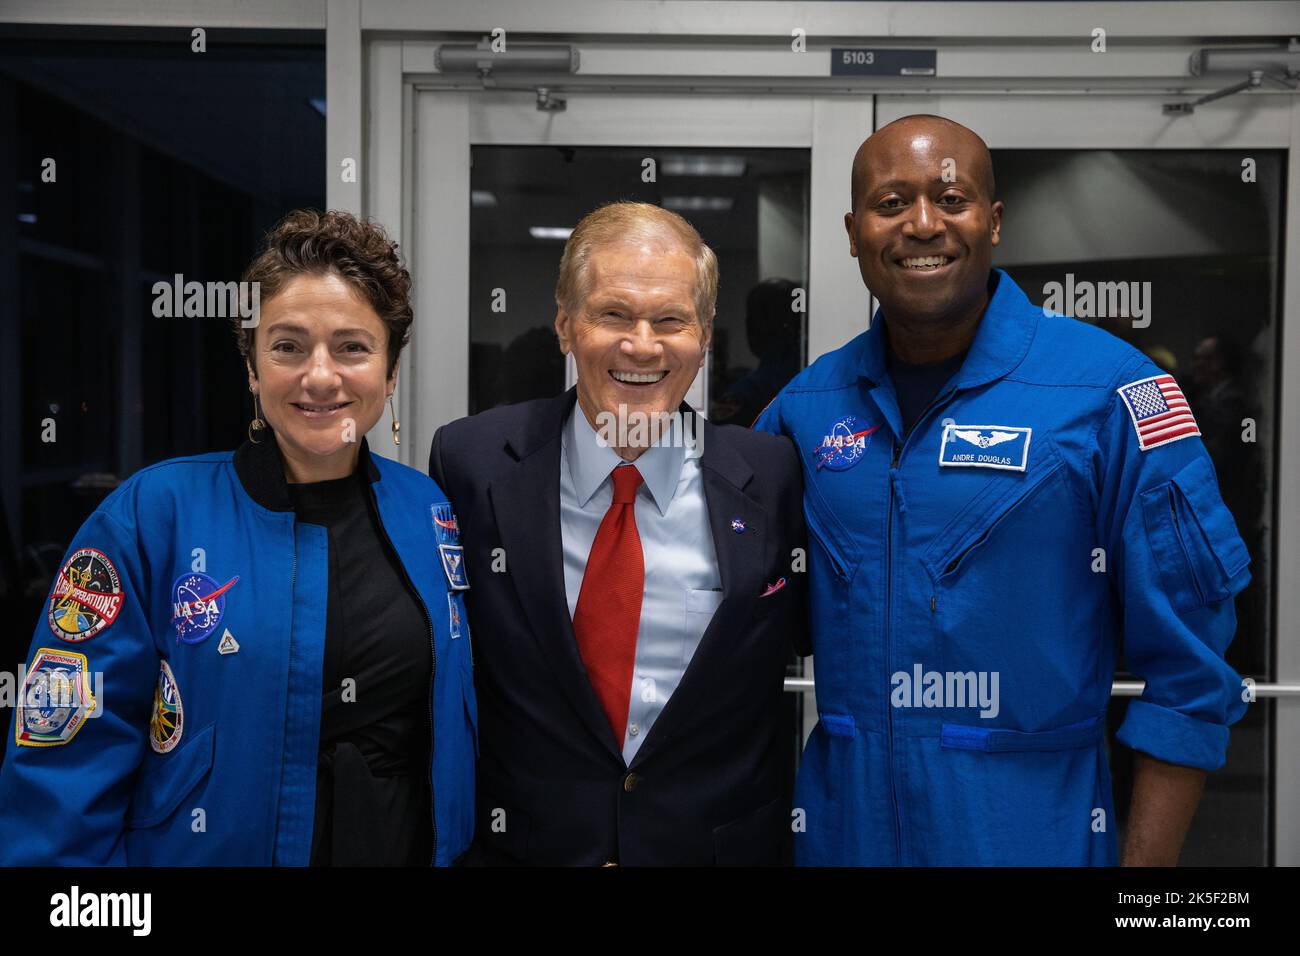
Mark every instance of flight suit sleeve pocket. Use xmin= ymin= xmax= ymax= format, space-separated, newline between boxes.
xmin=125 ymin=723 xmax=215 ymax=829
xmin=1140 ymin=457 xmax=1249 ymax=614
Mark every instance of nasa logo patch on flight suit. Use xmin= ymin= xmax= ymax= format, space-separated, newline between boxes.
xmin=939 ymin=424 xmax=1032 ymax=471
xmin=47 ymin=548 xmax=124 ymax=643
xmin=812 ymin=415 xmax=881 ymax=471
xmin=16 ymin=648 xmax=97 ymax=747
xmin=150 ymin=660 xmax=184 ymax=754
xmin=170 ymin=572 xmax=240 ymax=645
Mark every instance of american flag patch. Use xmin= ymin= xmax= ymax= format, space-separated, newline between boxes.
xmin=1116 ymin=374 xmax=1200 ymax=451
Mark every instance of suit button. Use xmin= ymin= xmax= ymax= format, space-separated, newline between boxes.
xmin=623 ymin=772 xmax=639 ymax=792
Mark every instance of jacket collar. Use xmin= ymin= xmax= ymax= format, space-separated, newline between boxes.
xmin=233 ymin=432 xmax=382 ymax=512
xmin=855 ymin=267 xmax=1038 ymax=392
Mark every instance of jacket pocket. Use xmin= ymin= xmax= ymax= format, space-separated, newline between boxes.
xmin=126 ymin=723 xmax=215 ymax=829
xmin=1140 ymin=456 xmax=1250 ymax=614
xmin=940 ymin=714 xmax=1104 ymax=752
xmin=923 ymin=457 xmax=1065 ymax=583
xmin=712 ymin=795 xmax=787 ymax=866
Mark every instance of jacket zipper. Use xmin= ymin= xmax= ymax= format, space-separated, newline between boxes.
xmin=884 ymin=439 xmax=903 ymax=863
xmin=884 ymin=388 xmax=956 ymax=864
xmin=366 ymin=485 xmax=439 ymax=865
xmin=1168 ymin=486 xmax=1204 ymax=605
xmin=287 ymin=527 xmax=296 ymax=867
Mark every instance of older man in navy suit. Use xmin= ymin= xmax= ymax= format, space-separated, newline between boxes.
xmin=429 ymin=201 xmax=808 ymax=865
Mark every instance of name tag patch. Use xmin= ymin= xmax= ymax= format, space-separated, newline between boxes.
xmin=939 ymin=424 xmax=1032 ymax=472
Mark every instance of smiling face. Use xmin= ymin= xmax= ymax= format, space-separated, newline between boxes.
xmin=845 ymin=118 xmax=1003 ymax=328
xmin=554 ymin=238 xmax=708 ymax=457
xmin=248 ymin=272 xmax=396 ymax=482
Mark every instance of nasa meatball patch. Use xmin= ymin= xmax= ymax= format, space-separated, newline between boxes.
xmin=48 ymin=548 xmax=125 ymax=643
xmin=939 ymin=424 xmax=1032 ymax=472
xmin=812 ymin=415 xmax=882 ymax=471
xmin=170 ymin=572 xmax=240 ymax=645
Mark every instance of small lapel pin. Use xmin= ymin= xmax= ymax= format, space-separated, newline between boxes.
xmin=731 ymin=518 xmax=745 ymax=533
xmin=217 ymin=629 xmax=240 ymax=655
xmin=760 ymin=578 xmax=787 ymax=598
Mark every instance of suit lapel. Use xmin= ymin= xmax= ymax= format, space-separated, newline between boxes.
xmin=488 ymin=389 xmax=624 ymax=761
xmin=631 ymin=417 xmax=769 ymax=768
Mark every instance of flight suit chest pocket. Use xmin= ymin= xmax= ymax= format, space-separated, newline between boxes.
xmin=803 ymin=482 xmax=866 ymax=583
xmin=922 ymin=456 xmax=1066 ymax=584
xmin=1140 ymin=455 xmax=1250 ymax=614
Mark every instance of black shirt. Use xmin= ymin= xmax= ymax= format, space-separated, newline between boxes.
xmin=887 ymin=347 xmax=968 ymax=437
xmin=288 ymin=469 xmax=433 ymax=867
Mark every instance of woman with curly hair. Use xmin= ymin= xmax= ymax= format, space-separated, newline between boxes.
xmin=0 ymin=210 xmax=476 ymax=866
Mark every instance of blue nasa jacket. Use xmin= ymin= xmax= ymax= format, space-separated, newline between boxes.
xmin=756 ymin=268 xmax=1250 ymax=866
xmin=0 ymin=437 xmax=477 ymax=866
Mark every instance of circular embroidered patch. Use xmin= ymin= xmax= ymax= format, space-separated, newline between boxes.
xmin=170 ymin=572 xmax=238 ymax=645
xmin=150 ymin=660 xmax=184 ymax=754
xmin=48 ymin=548 xmax=124 ymax=643
xmin=813 ymin=415 xmax=878 ymax=472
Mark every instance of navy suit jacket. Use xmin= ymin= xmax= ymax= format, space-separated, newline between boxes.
xmin=429 ymin=389 xmax=808 ymax=865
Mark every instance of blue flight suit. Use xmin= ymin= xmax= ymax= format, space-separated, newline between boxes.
xmin=0 ymin=439 xmax=477 ymax=865
xmin=756 ymin=268 xmax=1250 ymax=865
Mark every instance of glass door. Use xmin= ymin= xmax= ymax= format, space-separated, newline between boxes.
xmin=466 ymin=144 xmax=810 ymax=425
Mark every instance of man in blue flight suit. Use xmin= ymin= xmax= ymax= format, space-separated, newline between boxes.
xmin=756 ymin=114 xmax=1251 ymax=865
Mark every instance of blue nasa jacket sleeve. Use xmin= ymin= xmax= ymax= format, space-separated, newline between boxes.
xmin=0 ymin=496 xmax=157 ymax=865
xmin=1096 ymin=358 xmax=1251 ymax=772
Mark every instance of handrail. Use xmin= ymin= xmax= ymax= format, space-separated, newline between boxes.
xmin=783 ymin=677 xmax=1300 ymax=697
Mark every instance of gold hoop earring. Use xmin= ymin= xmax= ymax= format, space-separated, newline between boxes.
xmin=248 ymin=391 xmax=267 ymax=444
xmin=389 ymin=395 xmax=400 ymax=446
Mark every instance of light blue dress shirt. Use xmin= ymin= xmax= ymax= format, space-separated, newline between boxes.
xmin=560 ymin=404 xmax=721 ymax=764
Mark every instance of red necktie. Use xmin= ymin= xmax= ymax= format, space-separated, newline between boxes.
xmin=572 ymin=465 xmax=645 ymax=745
